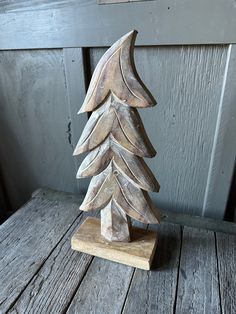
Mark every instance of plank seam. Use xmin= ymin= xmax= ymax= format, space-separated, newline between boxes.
xmin=5 ymin=211 xmax=83 ymax=313
xmin=120 ymin=267 xmax=136 ymax=314
xmin=214 ymin=232 xmax=223 ymax=314
xmin=173 ymin=226 xmax=183 ymax=314
xmin=63 ymin=256 xmax=95 ymax=314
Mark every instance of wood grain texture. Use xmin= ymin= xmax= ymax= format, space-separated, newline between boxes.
xmin=0 ymin=193 xmax=81 ymax=313
xmin=1 ymin=0 xmax=236 ymax=49
xmin=66 ymin=257 xmax=134 ymax=314
xmin=78 ymin=31 xmax=155 ymax=113
xmin=63 ymin=48 xmax=89 ymax=193
xmin=203 ymin=45 xmax=236 ymax=219
xmin=77 ymin=137 xmax=159 ymax=192
xmin=8 ymin=213 xmax=94 ymax=314
xmin=90 ymin=45 xmax=228 ymax=217
xmin=123 ymin=223 xmax=181 ymax=314
xmin=74 ymin=96 xmax=156 ymax=158
xmin=216 ymin=232 xmax=236 ymax=314
xmin=175 ymin=227 xmax=221 ymax=314
xmin=74 ymin=32 xmax=160 ymax=241
xmin=0 ymin=49 xmax=77 ymax=210
xmin=72 ymin=217 xmax=157 ymax=269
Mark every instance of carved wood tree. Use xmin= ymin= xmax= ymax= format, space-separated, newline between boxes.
xmin=73 ymin=30 xmax=160 ymax=242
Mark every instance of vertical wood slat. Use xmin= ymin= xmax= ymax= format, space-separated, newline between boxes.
xmin=0 ymin=49 xmax=77 ymax=210
xmin=89 ymin=45 xmax=228 ymax=217
xmin=63 ymin=48 xmax=89 ymax=194
xmin=175 ymin=227 xmax=221 ymax=314
xmin=203 ymin=45 xmax=236 ymax=219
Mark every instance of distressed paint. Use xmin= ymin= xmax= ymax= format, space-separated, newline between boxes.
xmin=0 ymin=49 xmax=77 ymax=209
xmin=0 ymin=0 xmax=236 ymax=49
xmin=90 ymin=45 xmax=228 ymax=216
xmin=0 ymin=44 xmax=232 ymax=219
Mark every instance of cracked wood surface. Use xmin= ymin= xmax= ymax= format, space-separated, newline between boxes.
xmin=1 ymin=188 xmax=236 ymax=313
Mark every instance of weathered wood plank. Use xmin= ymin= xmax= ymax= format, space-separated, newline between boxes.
xmin=0 ymin=191 xmax=81 ymax=313
xmin=0 ymin=49 xmax=77 ymax=210
xmin=122 ymin=223 xmax=181 ymax=314
xmin=1 ymin=0 xmax=236 ymax=49
xmin=175 ymin=227 xmax=221 ymax=314
xmin=203 ymin=45 xmax=236 ymax=219
xmin=161 ymin=209 xmax=236 ymax=235
xmin=66 ymin=257 xmax=134 ymax=314
xmin=66 ymin=220 xmax=145 ymax=314
xmin=216 ymin=232 xmax=236 ymax=314
xmin=90 ymin=45 xmax=228 ymax=218
xmin=8 ymin=212 xmax=94 ymax=314
xmin=63 ymin=48 xmax=88 ymax=194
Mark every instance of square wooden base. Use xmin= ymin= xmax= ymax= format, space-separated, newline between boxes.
xmin=71 ymin=217 xmax=158 ymax=270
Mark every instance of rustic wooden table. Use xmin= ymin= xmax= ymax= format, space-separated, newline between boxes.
xmin=1 ymin=188 xmax=236 ymax=314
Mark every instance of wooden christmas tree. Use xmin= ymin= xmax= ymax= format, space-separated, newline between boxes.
xmin=72 ymin=30 xmax=160 ymax=269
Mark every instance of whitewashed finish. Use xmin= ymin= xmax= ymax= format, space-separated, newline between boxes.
xmin=90 ymin=45 xmax=228 ymax=217
xmin=73 ymin=31 xmax=160 ymax=241
xmin=175 ymin=227 xmax=221 ymax=314
xmin=0 ymin=50 xmax=77 ymax=210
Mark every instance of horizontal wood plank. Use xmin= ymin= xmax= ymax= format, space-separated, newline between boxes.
xmin=122 ymin=223 xmax=181 ymax=314
xmin=34 ymin=188 xmax=236 ymax=235
xmin=175 ymin=227 xmax=221 ymax=314
xmin=0 ymin=191 xmax=82 ymax=313
xmin=0 ymin=0 xmax=236 ymax=49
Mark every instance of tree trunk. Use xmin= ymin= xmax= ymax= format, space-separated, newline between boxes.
xmin=101 ymin=200 xmax=131 ymax=242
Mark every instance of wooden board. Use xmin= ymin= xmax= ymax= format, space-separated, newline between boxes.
xmin=216 ymin=232 xmax=236 ymax=314
xmin=123 ymin=223 xmax=181 ymax=313
xmin=0 ymin=189 xmax=82 ymax=313
xmin=0 ymin=49 xmax=78 ymax=210
xmin=8 ymin=213 xmax=94 ymax=314
xmin=71 ymin=217 xmax=158 ymax=270
xmin=175 ymin=227 xmax=221 ymax=314
xmin=1 ymin=188 xmax=235 ymax=313
xmin=67 ymin=256 xmax=134 ymax=314
xmin=1 ymin=0 xmax=236 ymax=49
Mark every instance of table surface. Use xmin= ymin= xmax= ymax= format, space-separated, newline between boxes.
xmin=0 ymin=188 xmax=236 ymax=314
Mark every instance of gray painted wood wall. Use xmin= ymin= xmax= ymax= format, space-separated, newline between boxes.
xmin=0 ymin=1 xmax=236 ymax=219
